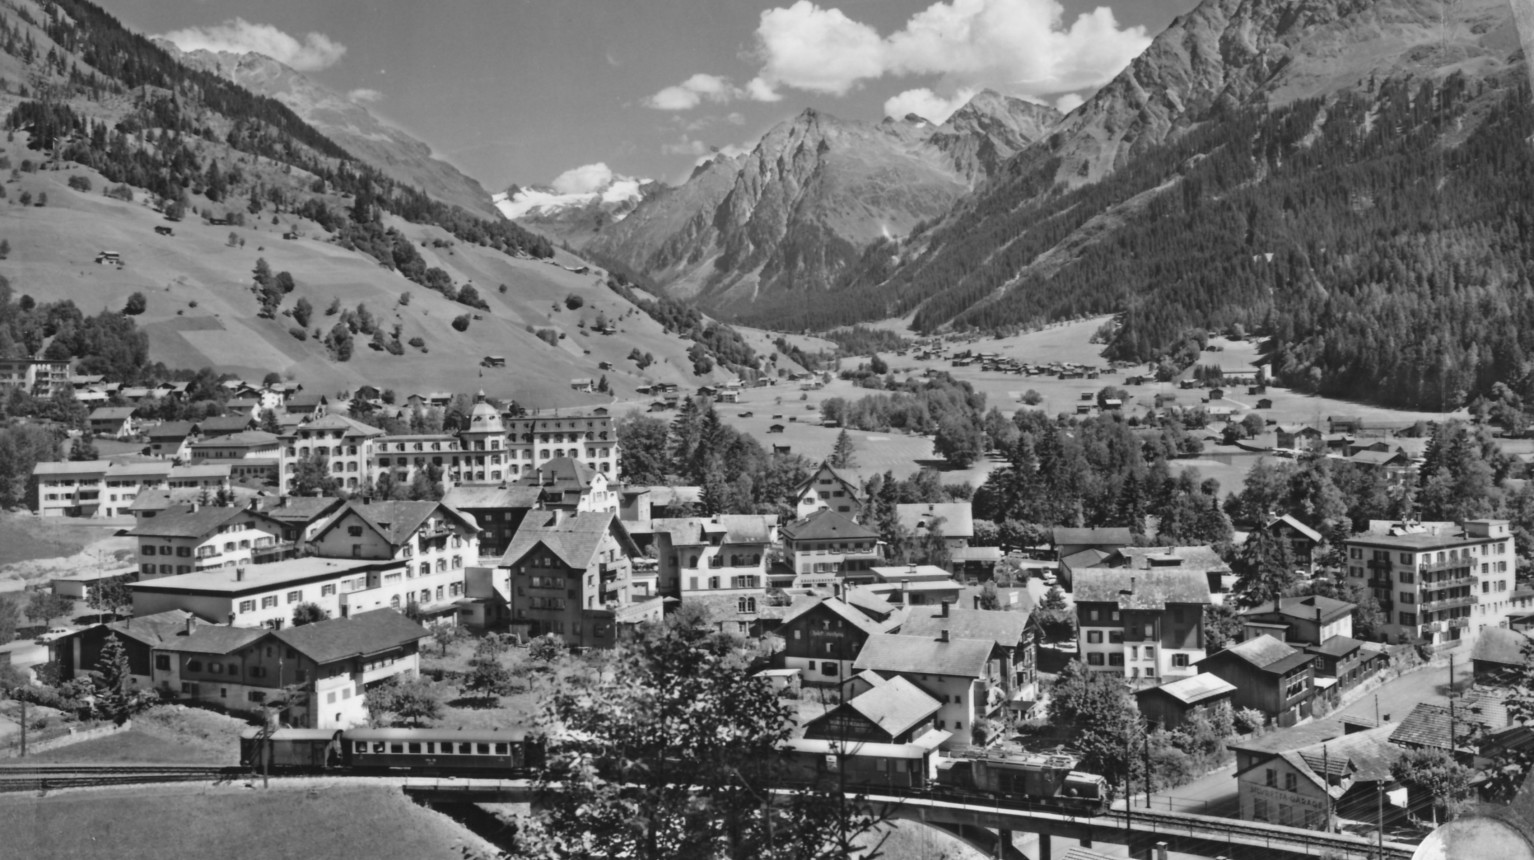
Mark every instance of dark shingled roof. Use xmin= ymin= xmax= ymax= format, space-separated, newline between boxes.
xmin=1307 ymin=635 xmax=1365 ymax=659
xmin=782 ymin=509 xmax=878 ymax=542
xmin=853 ymin=632 xmax=992 ymax=678
xmin=260 ymin=497 xmax=345 ymax=524
xmin=127 ymin=504 xmax=250 ymax=539
xmin=842 ymin=676 xmax=942 ymax=738
xmin=1241 ymin=594 xmax=1355 ymax=626
xmin=157 ymin=624 xmax=267 ymax=655
xmin=442 ymin=484 xmax=542 ymax=511
xmin=500 ymin=511 xmax=636 ymax=570
xmin=898 ymin=605 xmax=1030 ymax=649
xmin=1052 ymin=527 xmax=1132 ymax=546
xmin=97 ymin=609 xmax=199 ymax=647
xmin=1389 ymin=702 xmax=1489 ymax=752
xmin=1198 ymin=634 xmax=1313 ymax=674
xmin=320 ymin=500 xmax=477 ymax=547
xmin=1073 ymin=567 xmax=1212 ymax=609
xmin=778 ymin=596 xmax=887 ymax=637
xmin=273 ymin=609 xmax=428 ymax=664
xmin=144 ymin=420 xmax=199 ymax=441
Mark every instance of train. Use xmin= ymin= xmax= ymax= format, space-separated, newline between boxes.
xmin=238 ymin=727 xmax=1107 ymax=815
xmin=239 ymin=727 xmax=545 ymax=777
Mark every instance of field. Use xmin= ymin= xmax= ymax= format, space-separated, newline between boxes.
xmin=21 ymin=706 xmax=249 ymax=766
xmin=0 ymin=135 xmax=750 ymax=409
xmin=0 ymin=512 xmax=136 ymax=592
xmin=0 ymin=783 xmax=493 ymax=860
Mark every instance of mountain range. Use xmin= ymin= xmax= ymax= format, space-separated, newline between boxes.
xmin=535 ymin=91 xmax=1061 ymax=310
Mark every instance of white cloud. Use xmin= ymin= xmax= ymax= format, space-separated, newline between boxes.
xmin=751 ymin=0 xmax=1149 ymax=105
xmin=749 ymin=1 xmax=885 ymax=98
xmin=1054 ymin=92 xmax=1085 ymax=114
xmin=883 ymin=86 xmax=977 ymax=123
xmin=550 ymin=162 xmax=617 ymax=195
xmin=157 ymin=18 xmax=347 ymax=71
xmin=347 ymin=88 xmax=383 ymax=104
xmin=644 ymin=73 xmax=741 ymax=111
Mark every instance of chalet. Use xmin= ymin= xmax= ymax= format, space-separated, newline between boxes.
xmin=897 ymin=602 xmax=1039 ymax=707
xmin=782 ymin=510 xmax=880 ymax=587
xmin=784 ymin=675 xmax=948 ymax=788
xmin=895 ymin=502 xmax=973 ymax=549
xmin=774 ymin=595 xmax=893 ymax=685
xmin=570 ymin=378 xmax=595 ymax=394
xmin=127 ymin=503 xmax=291 ymax=579
xmin=145 ymin=421 xmax=201 ymax=461
xmin=1195 ymin=635 xmax=1316 ymax=728
xmin=1264 ymin=515 xmax=1324 ymax=575
xmin=1135 ymin=673 xmax=1236 ymax=732
xmin=1471 ymin=627 xmax=1534 ymax=686
xmin=851 ymin=632 xmax=996 ymax=748
xmin=89 ymin=406 xmax=139 ymax=439
xmin=793 ymin=461 xmax=865 ymax=521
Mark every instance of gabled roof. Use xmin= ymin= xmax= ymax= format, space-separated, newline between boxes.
xmin=1073 ymin=567 xmax=1211 ymax=609
xmin=1389 ymin=702 xmax=1488 ymax=752
xmin=853 ymin=632 xmax=992 ymax=678
xmin=1060 ymin=548 xmax=1112 ymax=570
xmin=1240 ymin=595 xmax=1355 ymax=626
xmin=191 ymin=430 xmax=279 ymax=449
xmin=1474 ymin=627 xmax=1534 ymax=668
xmin=895 ymin=503 xmax=973 ymax=539
xmin=777 ymin=596 xmax=886 ymax=637
xmin=897 ymin=605 xmax=1030 ymax=649
xmin=293 ymin=414 xmax=384 ymax=437
xmin=1199 ymin=634 xmax=1313 ymax=674
xmin=500 ymin=511 xmax=637 ymax=570
xmin=1051 ymin=527 xmax=1132 ymax=547
xmin=782 ymin=509 xmax=877 ymax=542
xmin=144 ymin=421 xmax=200 ymax=441
xmin=258 ymin=497 xmax=346 ymax=524
xmin=793 ymin=461 xmax=863 ymax=500
xmin=156 ymin=624 xmax=267 ymax=655
xmin=1137 ymin=673 xmax=1236 ymax=706
xmin=95 ymin=609 xmax=200 ymax=648
xmin=841 ymin=675 xmax=942 ymax=738
xmin=126 ymin=504 xmax=255 ymax=539
xmin=1119 ymin=545 xmax=1230 ymax=574
xmin=273 ymin=609 xmax=427 ymax=665
xmin=1307 ymin=635 xmax=1365 ymax=659
xmin=518 ymin=456 xmax=602 ymax=491
xmin=635 ymin=515 xmax=778 ymax=546
xmin=1286 ymin=725 xmax=1403 ymax=792
xmin=89 ymin=406 xmax=137 ymax=421
xmin=199 ymin=416 xmax=255 ymax=435
xmin=843 ymin=587 xmax=898 ymax=619
xmin=442 ymin=484 xmax=542 ymax=511
xmin=318 ymin=500 xmax=477 ymax=547
xmin=1267 ymin=514 xmax=1323 ymax=543
xmin=1349 ymin=449 xmax=1408 ymax=466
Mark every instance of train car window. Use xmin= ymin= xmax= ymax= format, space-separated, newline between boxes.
xmin=390 ymin=743 xmax=404 ymax=754
xmin=354 ymin=742 xmax=366 ymax=754
xmin=373 ymin=742 xmax=386 ymax=753
xmin=459 ymin=743 xmax=473 ymax=754
xmin=494 ymin=743 xmax=509 ymax=755
xmin=408 ymin=743 xmax=423 ymax=754
xmin=476 ymin=743 xmax=491 ymax=754
xmin=423 ymin=743 xmax=435 ymax=754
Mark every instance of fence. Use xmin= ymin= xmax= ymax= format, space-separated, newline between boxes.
xmin=0 ymin=720 xmax=129 ymax=758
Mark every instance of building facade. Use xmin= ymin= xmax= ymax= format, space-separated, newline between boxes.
xmin=503 ymin=409 xmax=619 ymax=478
xmin=1343 ymin=520 xmax=1518 ymax=645
xmin=1074 ymin=566 xmax=1211 ymax=683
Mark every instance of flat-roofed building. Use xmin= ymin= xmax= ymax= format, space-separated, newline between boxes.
xmin=128 ymin=557 xmax=414 ymax=629
xmin=0 ymin=357 xmax=70 ymax=396
xmin=503 ymin=409 xmax=619 ymax=478
xmin=33 ymin=460 xmax=110 ymax=517
xmin=1343 ymin=519 xmax=1517 ymax=646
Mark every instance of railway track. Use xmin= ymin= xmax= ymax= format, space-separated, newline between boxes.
xmin=0 ymin=764 xmax=243 ymax=793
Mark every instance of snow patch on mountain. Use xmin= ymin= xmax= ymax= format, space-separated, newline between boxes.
xmin=496 ymin=162 xmax=651 ymax=221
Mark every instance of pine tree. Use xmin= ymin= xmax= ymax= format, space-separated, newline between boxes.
xmin=93 ymin=632 xmax=134 ymax=724
xmin=829 ymin=429 xmax=856 ymax=469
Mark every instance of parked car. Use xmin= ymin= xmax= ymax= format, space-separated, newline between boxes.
xmin=35 ymin=627 xmax=73 ymax=645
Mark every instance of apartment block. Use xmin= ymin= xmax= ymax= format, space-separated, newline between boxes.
xmin=1343 ymin=519 xmax=1517 ymax=646
xmin=1074 ymin=564 xmax=1212 ymax=683
xmin=502 ymin=409 xmax=619 ymax=478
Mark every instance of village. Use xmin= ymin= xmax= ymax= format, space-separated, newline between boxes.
xmin=1 ymin=337 xmax=1532 ymax=859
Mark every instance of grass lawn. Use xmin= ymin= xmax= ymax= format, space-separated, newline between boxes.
xmin=23 ymin=706 xmax=251 ymax=766
xmin=0 ymin=784 xmax=489 ymax=860
xmin=0 ymin=513 xmax=120 ymax=568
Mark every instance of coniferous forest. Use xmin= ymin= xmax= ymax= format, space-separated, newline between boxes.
xmin=733 ymin=71 xmax=1534 ymax=412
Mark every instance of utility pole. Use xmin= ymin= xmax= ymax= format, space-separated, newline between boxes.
xmin=1377 ymin=782 xmax=1385 ymax=860
xmin=1143 ymin=720 xmax=1152 ymax=810
xmin=17 ymin=693 xmax=25 ymax=757
xmin=1323 ymin=743 xmax=1332 ymax=832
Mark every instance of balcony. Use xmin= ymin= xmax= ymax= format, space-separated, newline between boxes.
xmin=1368 ymin=576 xmax=1393 ymax=589
xmin=1365 ymin=557 xmax=1393 ymax=570
xmin=1420 ymin=593 xmax=1477 ymax=612
xmin=1420 ymin=557 xmax=1475 ymax=574
xmin=418 ymin=524 xmax=454 ymax=540
xmin=1377 ymin=598 xmax=1393 ymax=613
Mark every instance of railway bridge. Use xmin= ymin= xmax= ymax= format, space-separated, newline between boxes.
xmin=399 ymin=778 xmax=1416 ymax=860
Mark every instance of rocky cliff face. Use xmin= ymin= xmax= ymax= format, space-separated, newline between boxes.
xmin=582 ymin=90 xmax=1060 ymax=311
xmin=1032 ymin=0 xmax=1520 ymax=187
xmin=160 ymin=44 xmax=500 ymax=220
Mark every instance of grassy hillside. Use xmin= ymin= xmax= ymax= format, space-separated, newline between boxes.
xmin=0 ymin=140 xmax=735 ymax=408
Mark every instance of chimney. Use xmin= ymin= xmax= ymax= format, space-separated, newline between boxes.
xmin=940 ymin=600 xmax=950 ymax=618
xmin=550 ymin=509 xmax=565 ymax=526
xmin=938 ymin=629 xmax=949 ymax=643
xmin=185 ymin=617 xmax=197 ymax=635
xmin=832 ymin=581 xmax=843 ymax=601
xmin=235 ymin=566 xmax=246 ymax=582
xmin=1130 ymin=575 xmax=1136 ymax=592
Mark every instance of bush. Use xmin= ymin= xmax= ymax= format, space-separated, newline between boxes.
xmin=123 ymin=292 xmax=146 ymax=315
xmin=66 ymin=175 xmax=91 ymax=192
xmin=290 ymin=327 xmax=308 ymax=341
xmin=451 ymin=314 xmax=470 ymax=332
xmin=564 ymin=294 xmax=584 ymax=310
xmin=527 ymin=633 xmax=566 ymax=663
xmin=535 ymin=328 xmax=559 ymax=347
xmin=1233 ymin=707 xmax=1267 ymax=734
xmin=408 ymin=336 xmax=426 ymax=349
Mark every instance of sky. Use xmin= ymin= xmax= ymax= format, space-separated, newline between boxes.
xmin=112 ymin=0 xmax=1202 ymax=193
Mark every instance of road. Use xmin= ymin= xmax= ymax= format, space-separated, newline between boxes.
xmin=1131 ymin=648 xmax=1475 ymax=818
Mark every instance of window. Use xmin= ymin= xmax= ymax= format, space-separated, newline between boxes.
xmin=822 ymin=661 xmax=839 ymax=675
xmin=1285 ymin=773 xmax=1297 ymax=792
xmin=1108 ymin=653 xmax=1124 ymax=667
xmin=239 ymin=600 xmax=256 ymax=613
xmin=261 ymin=596 xmax=278 ymax=609
xmin=1087 ymin=653 xmax=1104 ymax=665
xmin=1087 ymin=631 xmax=1103 ymax=644
xmin=1265 ymin=769 xmax=1276 ymax=787
xmin=321 ymin=584 xmax=336 ymax=597
xmin=154 ymin=654 xmax=170 ymax=671
xmin=1172 ymin=653 xmax=1190 ymax=668
xmin=287 ymin=590 xmax=302 ymax=604
xmin=247 ymin=691 xmax=266 ymax=703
